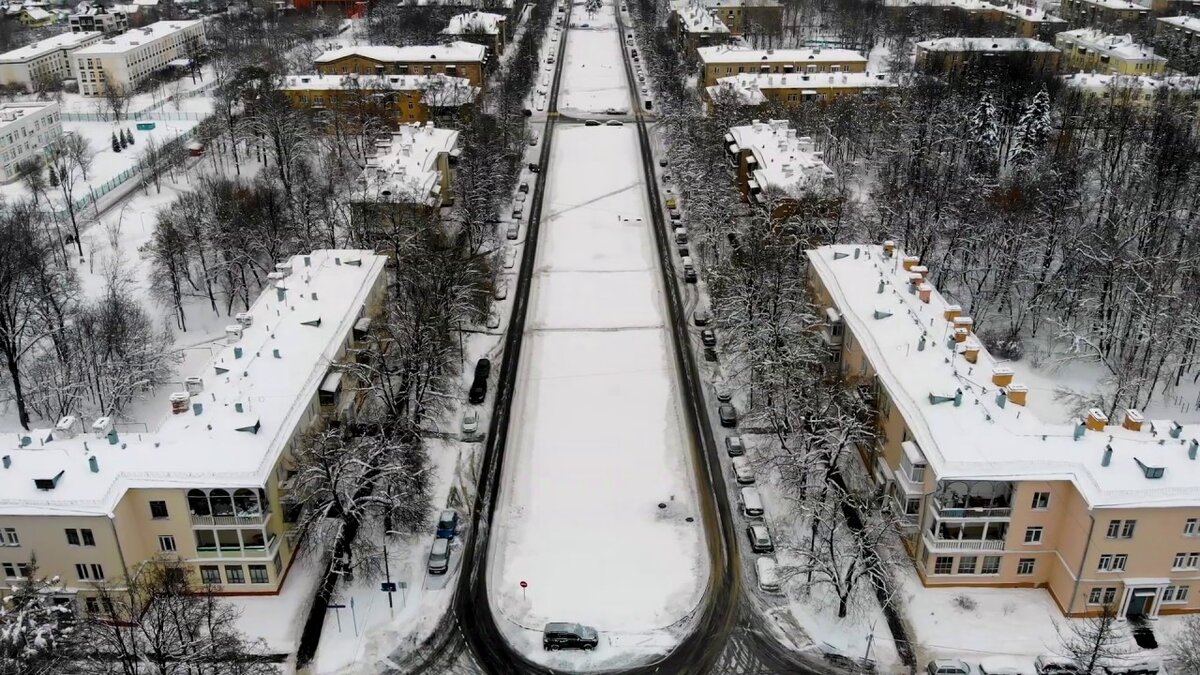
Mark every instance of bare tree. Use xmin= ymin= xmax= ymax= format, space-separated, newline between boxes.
xmin=102 ymin=77 xmax=132 ymax=122
xmin=45 ymin=133 xmax=94 ymax=256
xmin=1057 ymin=602 xmax=1129 ymax=673
xmin=1168 ymin=615 xmax=1200 ymax=675
xmin=0 ymin=559 xmax=72 ymax=675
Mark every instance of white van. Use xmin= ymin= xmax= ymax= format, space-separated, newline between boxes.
xmin=731 ymin=456 xmax=755 ymax=485
xmin=755 ymin=556 xmax=780 ymax=593
xmin=674 ymin=227 xmax=688 ymax=244
xmin=739 ymin=487 xmax=763 ymax=518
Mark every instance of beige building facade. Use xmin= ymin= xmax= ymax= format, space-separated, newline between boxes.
xmin=807 ymin=243 xmax=1200 ymax=618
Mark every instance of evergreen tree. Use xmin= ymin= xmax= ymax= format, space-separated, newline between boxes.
xmin=124 ymin=128 xmax=134 ymax=146
xmin=966 ymin=91 xmax=1000 ymax=170
xmin=118 ymin=129 xmax=128 ymax=149
xmin=111 ymin=132 xmax=121 ymax=153
xmin=1009 ymin=86 xmax=1051 ymax=169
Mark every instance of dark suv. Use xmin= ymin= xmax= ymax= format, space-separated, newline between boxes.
xmin=543 ymin=622 xmax=598 ymax=651
xmin=468 ymin=358 xmax=491 ymax=404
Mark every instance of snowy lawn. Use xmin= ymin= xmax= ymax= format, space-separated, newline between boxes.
xmin=558 ymin=0 xmax=631 ymax=115
xmin=229 ymin=551 xmax=324 ymax=655
xmin=487 ymin=119 xmax=706 ymax=668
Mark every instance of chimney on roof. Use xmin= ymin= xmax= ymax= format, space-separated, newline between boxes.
xmin=953 ymin=327 xmax=969 ymax=343
xmin=882 ymin=240 xmax=896 ymax=257
xmin=910 ymin=265 xmax=928 ymax=282
xmin=944 ymin=304 xmax=962 ymax=321
xmin=1086 ymin=408 xmax=1109 ymax=431
xmin=902 ymin=255 xmax=920 ymax=271
xmin=1006 ymin=383 xmax=1027 ymax=406
xmin=1123 ymin=408 xmax=1144 ymax=432
xmin=91 ymin=416 xmax=113 ymax=438
xmin=235 ymin=312 xmax=253 ymax=328
xmin=170 ymin=392 xmax=190 ymax=415
xmin=918 ymin=283 xmax=933 ymax=303
xmin=185 ymin=376 xmax=204 ymax=396
xmin=992 ymin=366 xmax=1014 ymax=387
xmin=225 ymin=324 xmax=243 ymax=344
xmin=962 ymin=340 xmax=980 ymax=364
xmin=54 ymin=416 xmax=79 ymax=440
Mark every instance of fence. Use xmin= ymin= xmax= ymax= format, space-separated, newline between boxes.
xmin=61 ymin=111 xmax=207 ymax=123
xmin=52 ymin=128 xmax=196 ymax=218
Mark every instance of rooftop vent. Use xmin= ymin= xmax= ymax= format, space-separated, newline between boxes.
xmin=54 ymin=415 xmax=79 ymax=440
xmin=170 ymin=392 xmax=190 ymax=415
xmin=226 ymin=325 xmax=244 ymax=343
xmin=992 ymin=366 xmax=1014 ymax=387
xmin=1123 ymin=408 xmax=1144 ymax=432
xmin=1086 ymin=408 xmax=1108 ymax=431
xmin=91 ymin=416 xmax=113 ymax=438
xmin=1134 ymin=457 xmax=1164 ymax=479
xmin=185 ymin=376 xmax=204 ymax=396
xmin=235 ymin=312 xmax=253 ymax=328
xmin=34 ymin=470 xmax=65 ymax=491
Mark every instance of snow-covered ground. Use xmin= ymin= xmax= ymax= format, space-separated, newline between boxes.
xmin=487 ymin=4 xmax=707 ymax=662
xmin=558 ymin=1 xmax=630 ymax=116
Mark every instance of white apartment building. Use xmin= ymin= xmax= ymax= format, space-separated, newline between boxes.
xmin=353 ymin=121 xmax=460 ymax=207
xmin=69 ymin=4 xmax=129 ymax=35
xmin=726 ymin=119 xmax=835 ymax=204
xmin=0 ymin=31 xmax=103 ymax=89
xmin=0 ymin=102 xmax=62 ymax=183
xmin=73 ymin=20 xmax=206 ymax=96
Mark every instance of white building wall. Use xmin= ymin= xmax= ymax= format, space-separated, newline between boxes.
xmin=74 ymin=21 xmax=207 ymax=96
xmin=0 ymin=103 xmax=62 ymax=182
xmin=0 ymin=33 xmax=104 ymax=89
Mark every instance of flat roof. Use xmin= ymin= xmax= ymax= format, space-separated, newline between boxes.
xmin=0 ymin=31 xmax=101 ymax=63
xmin=73 ymin=20 xmax=203 ymax=56
xmin=1159 ymin=15 xmax=1200 ymax=32
xmin=916 ymin=37 xmax=1060 ymax=52
xmin=354 ymin=122 xmax=459 ymax=206
xmin=808 ymin=244 xmax=1200 ymax=509
xmin=0 ymin=250 xmax=387 ymax=517
xmin=443 ymin=11 xmax=505 ymax=35
xmin=280 ymin=73 xmax=478 ymax=104
xmin=885 ymin=0 xmax=1064 ymax=20
xmin=314 ymin=41 xmax=487 ymax=65
xmin=728 ymin=119 xmax=834 ymax=196
xmin=707 ymin=71 xmax=896 ymax=103
xmin=1061 ymin=72 xmax=1200 ymax=92
xmin=1074 ymin=0 xmax=1149 ymax=9
xmin=698 ymin=45 xmax=868 ymax=64
xmin=1057 ymin=29 xmax=1165 ymax=63
xmin=0 ymin=102 xmax=57 ymax=129
xmin=671 ymin=0 xmax=732 ymax=33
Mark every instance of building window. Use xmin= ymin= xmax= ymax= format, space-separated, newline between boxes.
xmin=958 ymin=556 xmax=977 ymax=574
xmin=66 ymin=529 xmax=80 ymax=546
xmin=1164 ymin=585 xmax=1191 ymax=604
xmin=1097 ymin=554 xmax=1127 ymax=572
xmin=75 ymin=564 xmax=104 ymax=581
xmin=1024 ymin=527 xmax=1044 ymax=544
xmin=158 ymin=536 xmax=176 ymax=553
xmin=225 ymin=565 xmax=245 ymax=584
xmin=1107 ymin=519 xmax=1136 ymax=539
xmin=82 ymin=529 xmax=95 ymax=546
xmin=1088 ymin=586 xmax=1118 ymax=605
xmin=248 ymin=565 xmax=269 ymax=584
xmin=199 ymin=566 xmax=221 ymax=585
xmin=932 ymin=556 xmax=954 ymax=575
xmin=1173 ymin=552 xmax=1200 ymax=570
xmin=149 ymin=501 xmax=169 ymax=519
xmin=85 ymin=596 xmax=100 ymax=614
xmin=1030 ymin=492 xmax=1050 ymax=510
xmin=66 ymin=529 xmax=95 ymax=546
xmin=981 ymin=556 xmax=1001 ymax=575
xmin=1185 ymin=518 xmax=1198 ymax=536
xmin=1017 ymin=558 xmax=1035 ymax=575
xmin=2 ymin=562 xmax=30 ymax=578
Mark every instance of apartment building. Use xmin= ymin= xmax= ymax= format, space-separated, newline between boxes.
xmin=1158 ymin=14 xmax=1200 ymax=44
xmin=280 ymin=73 xmax=478 ymax=126
xmin=0 ymin=102 xmax=61 ymax=182
xmin=700 ymin=0 xmax=783 ymax=35
xmin=0 ymin=31 xmax=103 ymax=89
xmin=807 ymin=243 xmax=1200 ymax=618
xmin=697 ymin=45 xmax=869 ymax=87
xmin=884 ymin=0 xmax=1068 ymax=39
xmin=0 ymin=251 xmax=388 ymax=611
xmin=669 ymin=0 xmax=732 ymax=54
xmin=1056 ymin=29 xmax=1168 ymax=74
xmin=69 ymin=4 xmax=129 ymax=35
xmin=915 ymin=37 xmax=1062 ymax=74
xmin=352 ymin=121 xmax=460 ymax=208
xmin=1061 ymin=72 xmax=1200 ymax=106
xmin=315 ymin=42 xmax=488 ymax=87
xmin=73 ymin=20 xmax=207 ymax=96
xmin=442 ymin=11 xmax=508 ymax=56
xmin=725 ymin=119 xmax=834 ymax=217
xmin=1060 ymin=0 xmax=1151 ymax=25
xmin=704 ymin=71 xmax=896 ymax=110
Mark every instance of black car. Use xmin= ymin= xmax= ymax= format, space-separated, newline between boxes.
xmin=684 ymin=268 xmax=697 ymax=283
xmin=528 ymin=162 xmax=540 ymax=173
xmin=543 ymin=622 xmax=598 ymax=651
xmin=469 ymin=358 xmax=491 ymax=404
xmin=585 ymin=119 xmax=601 ymax=126
xmin=700 ymin=329 xmax=716 ymax=347
xmin=718 ymin=403 xmax=737 ymax=427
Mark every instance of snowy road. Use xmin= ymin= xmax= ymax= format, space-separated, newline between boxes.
xmin=486 ymin=0 xmax=707 ymax=668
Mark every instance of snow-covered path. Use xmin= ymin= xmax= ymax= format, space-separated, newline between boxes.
xmin=487 ymin=0 xmax=707 ymax=669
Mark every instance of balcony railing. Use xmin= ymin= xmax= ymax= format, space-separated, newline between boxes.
xmin=924 ymin=531 xmax=1006 ymax=551
xmin=932 ymin=498 xmax=1012 ymax=520
xmin=194 ymin=535 xmax=279 ymax=560
xmin=191 ymin=512 xmax=268 ymax=527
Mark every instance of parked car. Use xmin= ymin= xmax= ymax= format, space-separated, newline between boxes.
xmin=716 ymin=387 xmax=732 ymax=403
xmin=659 ymin=158 xmax=668 ymax=167
xmin=494 ymin=280 xmax=508 ymax=300
xmin=673 ymin=226 xmax=687 ymax=244
xmin=755 ymin=556 xmax=780 ymax=593
xmin=604 ymin=107 xmax=627 ymax=115
xmin=1034 ymin=656 xmax=1081 ymax=675
xmin=718 ymin=403 xmax=737 ymax=427
xmin=1102 ymin=660 xmax=1161 ymax=675
xmin=682 ymin=256 xmax=697 ymax=283
xmin=469 ymin=358 xmax=491 ymax=404
xmin=428 ymin=538 xmax=450 ymax=575
xmin=731 ymin=456 xmax=755 ymax=484
xmin=747 ymin=524 xmax=774 ymax=553
xmin=461 ymin=410 xmax=479 ymax=435
xmin=503 ymin=247 xmax=516 ymax=269
xmin=739 ymin=487 xmax=764 ymax=518
xmin=528 ymin=132 xmax=539 ymax=146
xmin=506 ymin=223 xmax=520 ymax=240
xmin=927 ymin=660 xmax=973 ymax=675
xmin=693 ymin=308 xmax=711 ymax=326
xmin=701 ymin=329 xmax=716 ymax=347
xmin=528 ymin=162 xmax=540 ymax=173
xmin=543 ymin=622 xmax=598 ymax=651
xmin=606 ymin=120 xmax=622 ymax=126
xmin=669 ymin=209 xmax=682 ymax=221
xmin=978 ymin=664 xmax=1027 ymax=675
xmin=486 ymin=311 xmax=501 ymax=329
xmin=436 ymin=509 xmax=459 ymax=539
xmin=666 ymin=196 xmax=678 ymax=209
xmin=725 ymin=435 xmax=745 ymax=456
xmin=585 ymin=119 xmax=601 ymax=126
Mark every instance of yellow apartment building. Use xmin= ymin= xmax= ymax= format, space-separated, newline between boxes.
xmin=725 ymin=119 xmax=835 ymax=219
xmin=915 ymin=37 xmax=1062 ymax=74
xmin=279 ymin=73 xmax=478 ymax=127
xmin=807 ymin=243 xmax=1200 ymax=618
xmin=885 ymin=0 xmax=1068 ymax=40
xmin=697 ymin=45 xmax=869 ymax=87
xmin=352 ymin=122 xmax=461 ymax=211
xmin=1060 ymin=0 xmax=1151 ymax=25
xmin=1056 ymin=29 xmax=1168 ymax=74
xmin=314 ymin=42 xmax=488 ymax=87
xmin=442 ymin=11 xmax=508 ymax=57
xmin=0 ymin=250 xmax=388 ymax=614
xmin=701 ymin=0 xmax=783 ymax=36
xmin=669 ymin=1 xmax=732 ymax=55
xmin=703 ymin=71 xmax=897 ymax=110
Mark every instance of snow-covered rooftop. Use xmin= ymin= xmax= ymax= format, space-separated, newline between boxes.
xmin=916 ymin=37 xmax=1060 ymax=52
xmin=442 ymin=10 xmax=505 ymax=36
xmin=728 ymin=119 xmax=834 ymax=196
xmin=0 ymin=30 xmax=100 ymax=62
xmin=314 ymin=41 xmax=487 ymax=64
xmin=808 ymin=244 xmax=1200 ymax=509
xmin=1159 ymin=15 xmax=1200 ymax=33
xmin=707 ymin=72 xmax=896 ymax=104
xmin=697 ymin=45 xmax=868 ymax=64
xmin=1073 ymin=0 xmax=1147 ymax=9
xmin=353 ymin=122 xmax=459 ymax=205
xmin=701 ymin=0 xmax=782 ymax=7
xmin=885 ymin=0 xmax=1064 ymax=20
xmin=1061 ymin=72 xmax=1200 ymax=94
xmin=671 ymin=0 xmax=731 ymax=33
xmin=280 ymin=73 xmax=478 ymax=105
xmin=0 ymin=101 xmax=56 ymax=128
xmin=73 ymin=20 xmax=202 ymax=56
xmin=0 ymin=250 xmax=387 ymax=517
xmin=22 ymin=6 xmax=50 ymax=19
xmin=1057 ymin=29 xmax=1165 ymax=63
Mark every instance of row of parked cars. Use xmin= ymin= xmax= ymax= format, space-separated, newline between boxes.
xmin=929 ymin=655 xmax=1162 ymax=675
xmin=427 ymin=509 xmax=460 ymax=575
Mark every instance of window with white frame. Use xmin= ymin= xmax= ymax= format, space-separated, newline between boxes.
xmin=1164 ymin=585 xmax=1190 ymax=604
xmin=1174 ymin=552 xmax=1200 ymax=570
xmin=1031 ymin=491 xmax=1050 ymax=510
xmin=1186 ymin=518 xmax=1198 ymax=536
xmin=1017 ymin=558 xmax=1035 ymax=575
xmin=2 ymin=528 xmax=18 ymax=546
xmin=158 ymin=535 xmax=176 ymax=553
xmin=1024 ymin=526 xmax=1044 ymax=544
xmin=1088 ymin=586 xmax=1118 ymax=605
xmin=1097 ymin=554 xmax=1127 ymax=572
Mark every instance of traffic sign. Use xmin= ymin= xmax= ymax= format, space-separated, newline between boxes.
xmin=381 ymin=582 xmax=397 ymax=592
xmin=520 ymin=580 xmax=528 ymax=588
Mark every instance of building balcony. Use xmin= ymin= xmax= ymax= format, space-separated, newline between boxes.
xmin=190 ymin=512 xmax=268 ymax=527
xmin=923 ymin=530 xmax=1007 ymax=552
xmin=931 ymin=497 xmax=1012 ymax=520
xmin=194 ymin=535 xmax=279 ymax=560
